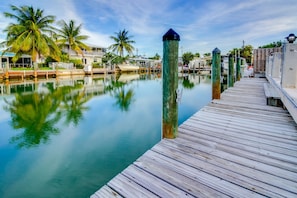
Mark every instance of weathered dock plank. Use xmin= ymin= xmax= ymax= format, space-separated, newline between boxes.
xmin=135 ymin=150 xmax=261 ymax=198
xmin=91 ymin=78 xmax=297 ymax=197
xmin=107 ymin=173 xmax=159 ymax=198
xmin=91 ymin=185 xmax=123 ymax=198
xmin=122 ymin=165 xmax=195 ymax=197
xmin=180 ymin=123 xmax=297 ymax=158
xmin=153 ymin=140 xmax=296 ymax=198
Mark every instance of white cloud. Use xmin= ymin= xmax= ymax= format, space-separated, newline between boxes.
xmin=93 ymin=0 xmax=170 ymax=35
xmin=0 ymin=0 xmax=297 ymax=56
xmin=81 ymin=29 xmax=111 ymax=47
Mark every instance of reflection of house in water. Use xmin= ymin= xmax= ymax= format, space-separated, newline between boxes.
xmin=117 ymin=74 xmax=140 ymax=83
xmin=0 ymin=51 xmax=32 ymax=69
xmin=0 ymin=83 xmax=34 ymax=95
xmin=183 ymin=74 xmax=211 ymax=84
xmin=0 ymin=75 xmax=113 ymax=97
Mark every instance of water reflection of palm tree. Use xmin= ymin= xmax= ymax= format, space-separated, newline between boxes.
xmin=3 ymin=83 xmax=91 ymax=148
xmin=182 ymin=76 xmax=195 ymax=89
xmin=4 ymin=91 xmax=62 ymax=148
xmin=114 ymin=87 xmax=134 ymax=111
xmin=61 ymin=89 xmax=91 ymax=126
xmin=106 ymin=80 xmax=135 ymax=111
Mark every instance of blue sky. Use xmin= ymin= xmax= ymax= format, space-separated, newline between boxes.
xmin=0 ymin=0 xmax=297 ymax=57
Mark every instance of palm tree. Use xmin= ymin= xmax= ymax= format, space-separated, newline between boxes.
xmin=109 ymin=29 xmax=135 ymax=57
xmin=2 ymin=5 xmax=61 ymax=65
xmin=56 ymin=20 xmax=90 ymax=58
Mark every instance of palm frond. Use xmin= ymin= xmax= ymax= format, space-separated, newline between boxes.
xmin=3 ymin=5 xmax=60 ymax=63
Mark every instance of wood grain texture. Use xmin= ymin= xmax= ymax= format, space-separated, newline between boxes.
xmin=91 ymin=78 xmax=297 ymax=198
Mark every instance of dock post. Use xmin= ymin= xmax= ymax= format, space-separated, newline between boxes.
xmin=236 ymin=55 xmax=241 ymax=81
xmin=228 ymin=54 xmax=234 ymax=87
xmin=55 ymin=66 xmax=58 ymax=78
xmin=33 ymin=63 xmax=38 ymax=78
xmin=162 ymin=28 xmax=180 ymax=139
xmin=212 ymin=47 xmax=221 ymax=99
xmin=5 ymin=62 xmax=9 ymax=80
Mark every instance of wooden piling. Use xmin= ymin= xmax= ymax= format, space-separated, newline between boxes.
xmin=4 ymin=62 xmax=9 ymax=80
xmin=236 ymin=55 xmax=241 ymax=81
xmin=212 ymin=48 xmax=221 ymax=99
xmin=228 ymin=54 xmax=234 ymax=87
xmin=162 ymin=28 xmax=180 ymax=139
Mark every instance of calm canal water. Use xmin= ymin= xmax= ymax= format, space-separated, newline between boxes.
xmin=0 ymin=73 xmax=211 ymax=197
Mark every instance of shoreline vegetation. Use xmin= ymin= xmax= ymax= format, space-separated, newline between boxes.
xmin=1 ymin=5 xmax=144 ymax=78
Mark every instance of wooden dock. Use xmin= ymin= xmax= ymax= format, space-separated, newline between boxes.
xmin=1 ymin=70 xmax=58 ymax=80
xmin=91 ymin=78 xmax=297 ymax=198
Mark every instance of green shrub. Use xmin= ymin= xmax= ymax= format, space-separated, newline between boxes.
xmin=69 ymin=59 xmax=83 ymax=69
xmin=38 ymin=63 xmax=49 ymax=68
xmin=92 ymin=62 xmax=103 ymax=68
xmin=76 ymin=64 xmax=84 ymax=69
xmin=69 ymin=59 xmax=82 ymax=65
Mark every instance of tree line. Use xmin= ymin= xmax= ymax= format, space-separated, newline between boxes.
xmin=181 ymin=40 xmax=285 ymax=66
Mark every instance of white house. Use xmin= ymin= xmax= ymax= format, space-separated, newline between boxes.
xmin=63 ymin=44 xmax=107 ymax=66
xmin=0 ymin=51 xmax=32 ymax=69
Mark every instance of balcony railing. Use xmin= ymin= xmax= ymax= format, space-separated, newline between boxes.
xmin=65 ymin=49 xmax=105 ymax=57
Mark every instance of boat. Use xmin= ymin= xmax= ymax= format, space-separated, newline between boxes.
xmin=117 ymin=63 xmax=139 ymax=72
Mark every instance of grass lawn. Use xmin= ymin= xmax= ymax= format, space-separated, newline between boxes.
xmin=10 ymin=67 xmax=54 ymax=71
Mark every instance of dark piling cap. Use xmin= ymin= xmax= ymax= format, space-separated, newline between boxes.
xmin=212 ymin=47 xmax=221 ymax=54
xmin=163 ymin=28 xmax=180 ymax=41
xmin=286 ymin=33 xmax=296 ymax=43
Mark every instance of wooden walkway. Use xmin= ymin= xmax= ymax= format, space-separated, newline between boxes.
xmin=91 ymin=78 xmax=297 ymax=198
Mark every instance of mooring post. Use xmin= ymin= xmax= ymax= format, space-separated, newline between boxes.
xmin=162 ymin=28 xmax=180 ymax=139
xmin=5 ymin=61 xmax=9 ymax=80
xmin=236 ymin=54 xmax=241 ymax=81
xmin=33 ymin=63 xmax=38 ymax=78
xmin=212 ymin=47 xmax=221 ymax=99
xmin=228 ymin=54 xmax=234 ymax=87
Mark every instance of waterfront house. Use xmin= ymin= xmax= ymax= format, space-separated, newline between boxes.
xmin=62 ymin=44 xmax=107 ymax=66
xmin=129 ymin=56 xmax=161 ymax=69
xmin=0 ymin=51 xmax=32 ymax=70
xmin=188 ymin=57 xmax=208 ymax=69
